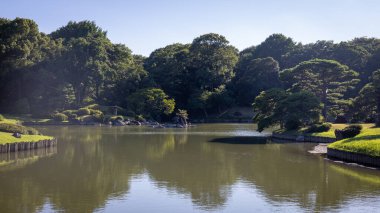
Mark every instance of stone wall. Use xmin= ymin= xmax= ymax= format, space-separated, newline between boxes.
xmin=327 ymin=148 xmax=380 ymax=168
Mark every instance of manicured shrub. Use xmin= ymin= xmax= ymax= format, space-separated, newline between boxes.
xmin=108 ymin=116 xmax=124 ymax=122
xmin=0 ymin=123 xmax=39 ymax=135
xmin=77 ymin=108 xmax=91 ymax=116
xmin=26 ymin=127 xmax=40 ymax=135
xmin=81 ymin=114 xmax=103 ymax=123
xmin=335 ymin=124 xmax=363 ymax=140
xmin=89 ymin=109 xmax=103 ymax=115
xmin=306 ymin=123 xmax=332 ymax=133
xmin=86 ymin=104 xmax=100 ymax=110
xmin=92 ymin=112 xmax=104 ymax=122
xmin=52 ymin=113 xmax=68 ymax=122
xmin=62 ymin=110 xmax=77 ymax=116
xmin=0 ymin=114 xmax=4 ymax=121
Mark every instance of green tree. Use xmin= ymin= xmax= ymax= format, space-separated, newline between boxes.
xmin=233 ymin=57 xmax=280 ymax=105
xmin=251 ymin=34 xmax=298 ymax=68
xmin=127 ymin=88 xmax=175 ymax=120
xmin=144 ymin=43 xmax=190 ymax=107
xmin=355 ymin=70 xmax=380 ymax=126
xmin=253 ymin=88 xmax=287 ymax=131
xmin=51 ymin=21 xmax=113 ymax=106
xmin=280 ymin=59 xmax=359 ymax=119
xmin=253 ymin=89 xmax=322 ymax=131
xmin=188 ymin=33 xmax=238 ymax=91
xmin=0 ymin=18 xmax=63 ymax=113
xmin=373 ymin=70 xmax=380 ymax=126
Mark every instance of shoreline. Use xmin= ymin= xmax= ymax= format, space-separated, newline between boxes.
xmin=0 ymin=138 xmax=57 ymax=153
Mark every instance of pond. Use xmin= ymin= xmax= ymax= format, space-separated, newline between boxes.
xmin=0 ymin=124 xmax=379 ymax=212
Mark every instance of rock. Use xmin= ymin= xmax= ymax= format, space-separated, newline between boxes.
xmin=129 ymin=120 xmax=141 ymax=126
xmin=113 ymin=120 xmax=125 ymax=126
xmin=12 ymin=133 xmax=21 ymax=138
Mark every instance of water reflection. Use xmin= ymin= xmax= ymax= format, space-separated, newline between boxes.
xmin=0 ymin=124 xmax=379 ymax=212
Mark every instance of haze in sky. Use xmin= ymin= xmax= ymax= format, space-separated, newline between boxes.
xmin=2 ymin=0 xmax=379 ymax=56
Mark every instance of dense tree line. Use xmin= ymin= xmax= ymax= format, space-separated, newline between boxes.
xmin=1 ymin=18 xmax=380 ymax=123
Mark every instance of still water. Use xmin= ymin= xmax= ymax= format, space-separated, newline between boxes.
xmin=0 ymin=124 xmax=379 ymax=213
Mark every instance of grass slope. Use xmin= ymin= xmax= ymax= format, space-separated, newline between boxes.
xmin=0 ymin=132 xmax=53 ymax=144
xmin=328 ymin=127 xmax=380 ymax=157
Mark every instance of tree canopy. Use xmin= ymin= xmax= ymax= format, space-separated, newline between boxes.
xmin=280 ymin=59 xmax=359 ymax=119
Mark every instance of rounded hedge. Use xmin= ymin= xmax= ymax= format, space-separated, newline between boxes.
xmin=77 ymin=108 xmax=91 ymax=116
xmin=52 ymin=113 xmax=68 ymax=122
xmin=0 ymin=114 xmax=4 ymax=121
xmin=306 ymin=123 xmax=332 ymax=133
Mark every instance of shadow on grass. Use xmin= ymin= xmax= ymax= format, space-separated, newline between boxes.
xmin=208 ymin=136 xmax=268 ymax=144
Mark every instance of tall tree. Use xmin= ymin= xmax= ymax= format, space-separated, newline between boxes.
xmin=253 ymin=89 xmax=321 ymax=131
xmin=280 ymin=59 xmax=359 ymax=119
xmin=51 ymin=21 xmax=112 ymax=106
xmin=188 ymin=33 xmax=238 ymax=91
xmin=251 ymin=34 xmax=298 ymax=68
xmin=0 ymin=18 xmax=62 ymax=113
xmin=233 ymin=57 xmax=280 ymax=105
xmin=144 ymin=43 xmax=190 ymax=107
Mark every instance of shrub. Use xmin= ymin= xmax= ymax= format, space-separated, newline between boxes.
xmin=86 ymin=104 xmax=100 ymax=110
xmin=80 ymin=114 xmax=103 ymax=123
xmin=52 ymin=113 xmax=68 ymax=122
xmin=89 ymin=109 xmax=103 ymax=115
xmin=77 ymin=108 xmax=91 ymax=116
xmin=0 ymin=114 xmax=4 ymax=121
xmin=0 ymin=123 xmax=39 ymax=135
xmin=26 ymin=127 xmax=40 ymax=135
xmin=62 ymin=110 xmax=77 ymax=116
xmin=108 ymin=116 xmax=124 ymax=122
xmin=335 ymin=124 xmax=363 ymax=140
xmin=306 ymin=123 xmax=332 ymax=133
xmin=92 ymin=112 xmax=104 ymax=122
xmin=135 ymin=114 xmax=146 ymax=122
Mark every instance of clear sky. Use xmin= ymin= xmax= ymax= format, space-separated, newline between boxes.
xmin=2 ymin=0 xmax=380 ymax=56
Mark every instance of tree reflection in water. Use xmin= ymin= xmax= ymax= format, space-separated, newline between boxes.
xmin=0 ymin=125 xmax=379 ymax=212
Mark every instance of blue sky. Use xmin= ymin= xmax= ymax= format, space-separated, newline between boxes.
xmin=2 ymin=0 xmax=380 ymax=56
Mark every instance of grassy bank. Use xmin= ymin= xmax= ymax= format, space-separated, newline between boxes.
xmin=0 ymin=132 xmax=53 ymax=144
xmin=328 ymin=127 xmax=380 ymax=157
xmin=0 ymin=115 xmax=54 ymax=144
xmin=276 ymin=123 xmax=375 ymax=139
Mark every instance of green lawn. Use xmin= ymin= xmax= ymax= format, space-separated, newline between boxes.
xmin=276 ymin=123 xmax=375 ymax=139
xmin=310 ymin=123 xmax=374 ymax=138
xmin=328 ymin=127 xmax=380 ymax=157
xmin=0 ymin=132 xmax=53 ymax=144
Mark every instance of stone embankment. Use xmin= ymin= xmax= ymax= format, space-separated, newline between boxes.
xmin=0 ymin=139 xmax=57 ymax=153
xmin=327 ymin=148 xmax=380 ymax=168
